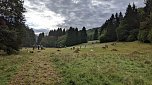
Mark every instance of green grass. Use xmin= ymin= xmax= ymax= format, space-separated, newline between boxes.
xmin=50 ymin=42 xmax=152 ymax=85
xmin=0 ymin=42 xmax=152 ymax=85
xmin=0 ymin=50 xmax=30 ymax=85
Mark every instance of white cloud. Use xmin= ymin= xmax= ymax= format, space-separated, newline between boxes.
xmin=24 ymin=0 xmax=65 ymax=30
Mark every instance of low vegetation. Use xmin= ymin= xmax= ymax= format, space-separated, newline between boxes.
xmin=0 ymin=42 xmax=152 ymax=85
xmin=0 ymin=51 xmax=29 ymax=85
xmin=50 ymin=42 xmax=152 ymax=85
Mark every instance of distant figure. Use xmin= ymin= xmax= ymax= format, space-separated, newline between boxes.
xmin=73 ymin=47 xmax=75 ymax=50
xmin=32 ymin=45 xmax=35 ymax=50
xmin=38 ymin=45 xmax=40 ymax=50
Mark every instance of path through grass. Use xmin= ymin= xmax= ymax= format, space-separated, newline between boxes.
xmin=0 ymin=42 xmax=152 ymax=85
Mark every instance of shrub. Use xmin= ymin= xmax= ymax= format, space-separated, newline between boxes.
xmin=138 ymin=29 xmax=150 ymax=43
xmin=100 ymin=35 xmax=107 ymax=43
xmin=148 ymin=29 xmax=152 ymax=43
xmin=0 ymin=29 xmax=19 ymax=54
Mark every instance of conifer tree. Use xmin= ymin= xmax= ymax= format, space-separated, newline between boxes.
xmin=93 ymin=29 xmax=98 ymax=40
xmin=37 ymin=32 xmax=45 ymax=44
xmin=116 ymin=3 xmax=140 ymax=41
xmin=0 ymin=0 xmax=26 ymax=54
xmin=81 ymin=27 xmax=88 ymax=43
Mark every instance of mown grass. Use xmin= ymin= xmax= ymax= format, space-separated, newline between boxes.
xmin=0 ymin=50 xmax=31 ymax=85
xmin=50 ymin=42 xmax=152 ymax=85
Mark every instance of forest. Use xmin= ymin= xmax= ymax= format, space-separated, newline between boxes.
xmin=0 ymin=0 xmax=152 ymax=54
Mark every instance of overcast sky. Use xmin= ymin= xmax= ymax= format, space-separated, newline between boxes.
xmin=24 ymin=0 xmax=145 ymax=34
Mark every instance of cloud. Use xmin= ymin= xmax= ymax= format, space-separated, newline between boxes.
xmin=24 ymin=0 xmax=145 ymax=34
xmin=24 ymin=0 xmax=65 ymax=30
xmin=33 ymin=28 xmax=49 ymax=35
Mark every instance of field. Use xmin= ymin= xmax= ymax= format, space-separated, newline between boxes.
xmin=0 ymin=41 xmax=152 ymax=85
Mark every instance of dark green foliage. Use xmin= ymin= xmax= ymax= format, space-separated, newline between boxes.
xmin=42 ymin=28 xmax=67 ymax=47
xmin=99 ymin=35 xmax=107 ymax=43
xmin=116 ymin=4 xmax=140 ymax=42
xmin=100 ymin=13 xmax=121 ymax=43
xmin=138 ymin=0 xmax=152 ymax=43
xmin=148 ymin=29 xmax=152 ymax=42
xmin=144 ymin=0 xmax=152 ymax=15
xmin=87 ymin=27 xmax=100 ymax=41
xmin=0 ymin=0 xmax=25 ymax=26
xmin=42 ymin=27 xmax=88 ymax=47
xmin=138 ymin=29 xmax=150 ymax=43
xmin=81 ymin=27 xmax=88 ymax=43
xmin=65 ymin=27 xmax=88 ymax=46
xmin=41 ymin=35 xmax=67 ymax=48
xmin=98 ymin=3 xmax=152 ymax=43
xmin=49 ymin=28 xmax=66 ymax=37
xmin=57 ymin=35 xmax=66 ymax=47
xmin=65 ymin=27 xmax=76 ymax=46
xmin=41 ymin=36 xmax=57 ymax=47
xmin=0 ymin=28 xmax=18 ymax=54
xmin=93 ymin=29 xmax=98 ymax=40
xmin=0 ymin=0 xmax=32 ymax=54
xmin=37 ymin=32 xmax=45 ymax=44
xmin=21 ymin=27 xmax=36 ymax=47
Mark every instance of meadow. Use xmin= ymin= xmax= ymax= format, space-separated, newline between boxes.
xmin=0 ymin=41 xmax=152 ymax=85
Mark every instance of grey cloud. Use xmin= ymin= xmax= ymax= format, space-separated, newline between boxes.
xmin=27 ymin=0 xmax=145 ymax=30
xmin=33 ymin=28 xmax=49 ymax=34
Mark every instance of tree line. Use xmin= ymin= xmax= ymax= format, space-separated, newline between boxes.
xmin=38 ymin=27 xmax=88 ymax=47
xmin=39 ymin=0 xmax=152 ymax=47
xmin=0 ymin=0 xmax=35 ymax=54
xmin=1 ymin=0 xmax=152 ymax=54
xmin=99 ymin=0 xmax=152 ymax=43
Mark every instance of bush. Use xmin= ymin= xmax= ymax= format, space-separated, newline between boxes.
xmin=127 ymin=35 xmax=136 ymax=42
xmin=116 ymin=24 xmax=129 ymax=41
xmin=0 ymin=29 xmax=19 ymax=54
xmin=148 ymin=29 xmax=152 ymax=43
xmin=100 ymin=35 xmax=107 ymax=43
xmin=138 ymin=29 xmax=150 ymax=43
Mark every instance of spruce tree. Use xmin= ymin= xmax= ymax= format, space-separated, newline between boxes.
xmin=117 ymin=3 xmax=140 ymax=41
xmin=0 ymin=0 xmax=26 ymax=54
xmin=93 ymin=29 xmax=98 ymax=40
xmin=81 ymin=27 xmax=88 ymax=43
xmin=65 ymin=27 xmax=73 ymax=46
xmin=138 ymin=0 xmax=152 ymax=43
xmin=37 ymin=32 xmax=44 ymax=44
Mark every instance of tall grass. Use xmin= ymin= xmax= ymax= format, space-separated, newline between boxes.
xmin=0 ymin=50 xmax=30 ymax=85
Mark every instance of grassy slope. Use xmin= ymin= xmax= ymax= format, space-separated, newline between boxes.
xmin=50 ymin=41 xmax=152 ymax=85
xmin=0 ymin=51 xmax=29 ymax=85
xmin=0 ymin=42 xmax=152 ymax=85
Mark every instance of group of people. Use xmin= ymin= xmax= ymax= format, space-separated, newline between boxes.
xmin=32 ymin=45 xmax=44 ymax=50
